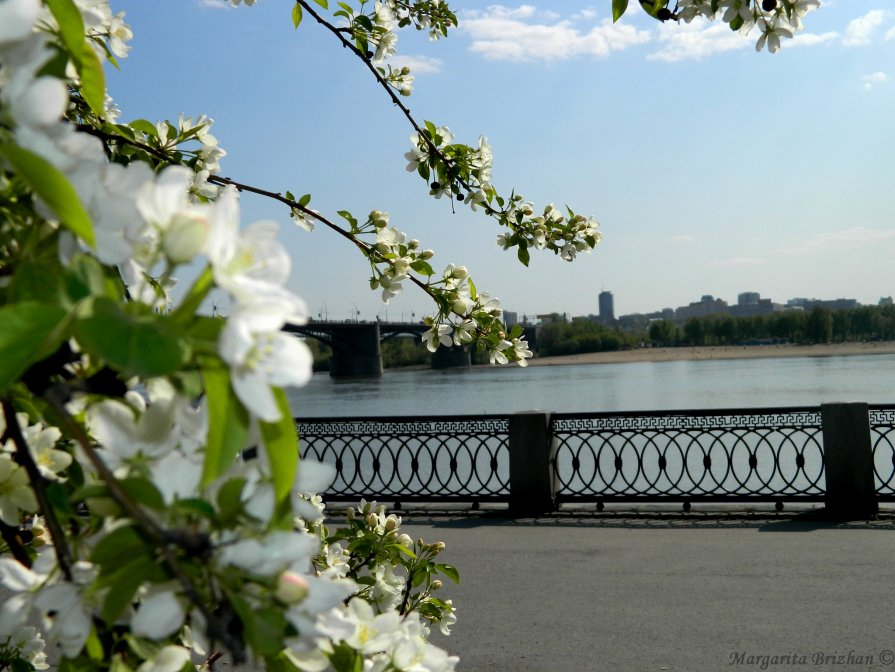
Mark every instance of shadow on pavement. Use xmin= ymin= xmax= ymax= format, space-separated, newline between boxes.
xmin=386 ymin=508 xmax=895 ymax=531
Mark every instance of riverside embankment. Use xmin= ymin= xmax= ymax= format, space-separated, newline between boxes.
xmin=524 ymin=340 xmax=895 ymax=368
xmin=408 ymin=509 xmax=895 ymax=672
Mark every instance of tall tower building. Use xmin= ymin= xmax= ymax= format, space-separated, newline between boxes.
xmin=598 ymin=290 xmax=615 ymax=323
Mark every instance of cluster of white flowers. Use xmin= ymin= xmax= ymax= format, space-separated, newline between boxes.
xmin=677 ymin=0 xmax=820 ymax=53
xmin=0 ymin=413 xmax=69 ymax=525
xmin=0 ymin=3 xmax=460 ymax=671
xmin=1 ymin=625 xmax=49 ymax=670
xmin=495 ymin=197 xmax=601 ymax=263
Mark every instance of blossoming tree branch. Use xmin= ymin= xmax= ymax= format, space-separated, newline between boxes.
xmin=0 ymin=0 xmax=818 ymax=671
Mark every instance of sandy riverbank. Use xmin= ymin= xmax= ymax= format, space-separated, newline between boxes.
xmin=525 ymin=341 xmax=895 ymax=367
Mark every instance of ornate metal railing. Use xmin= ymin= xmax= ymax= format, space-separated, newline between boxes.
xmin=550 ymin=407 xmax=825 ymax=505
xmin=869 ymin=404 xmax=895 ymax=499
xmin=297 ymin=415 xmax=510 ymax=504
xmin=297 ymin=404 xmax=895 ymax=510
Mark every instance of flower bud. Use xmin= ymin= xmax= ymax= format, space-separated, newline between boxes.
xmin=275 ymin=571 xmax=310 ymax=604
xmin=420 ymin=249 xmax=434 ymax=260
xmin=384 ymin=515 xmax=399 ymax=532
xmin=452 ymin=266 xmax=468 ymax=280
xmin=163 ymin=211 xmax=208 ymax=264
xmin=398 ymin=533 xmax=413 ymax=547
xmin=431 ymin=580 xmax=443 ymax=591
xmin=365 ymin=513 xmax=379 ymax=528
xmin=434 ymin=541 xmax=446 ymax=553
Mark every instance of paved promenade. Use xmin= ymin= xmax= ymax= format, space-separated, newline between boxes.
xmin=401 ymin=508 xmax=895 ymax=672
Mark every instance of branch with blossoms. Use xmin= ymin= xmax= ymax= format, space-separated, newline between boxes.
xmin=614 ymin=0 xmax=820 ymax=53
xmin=295 ymin=0 xmax=604 ymax=268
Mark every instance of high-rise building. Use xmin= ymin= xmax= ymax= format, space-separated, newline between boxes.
xmin=738 ymin=292 xmax=760 ymax=305
xmin=598 ymin=291 xmax=615 ymax=323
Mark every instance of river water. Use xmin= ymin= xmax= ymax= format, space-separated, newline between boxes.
xmin=287 ymin=353 xmax=895 ymax=418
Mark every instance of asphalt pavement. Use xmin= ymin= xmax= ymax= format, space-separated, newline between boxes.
xmin=402 ymin=507 xmax=895 ymax=672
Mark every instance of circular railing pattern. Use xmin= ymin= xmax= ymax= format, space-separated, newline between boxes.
xmin=551 ymin=409 xmax=825 ymax=499
xmin=297 ymin=417 xmax=510 ymax=500
xmin=869 ymin=407 xmax=895 ymax=496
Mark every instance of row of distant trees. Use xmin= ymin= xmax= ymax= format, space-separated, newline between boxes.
xmin=302 ymin=304 xmax=895 ymax=366
xmin=537 ymin=318 xmax=644 ymax=356
xmin=650 ymin=305 xmax=895 ymax=347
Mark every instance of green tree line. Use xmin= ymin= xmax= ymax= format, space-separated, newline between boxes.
xmin=648 ymin=305 xmax=895 ymax=347
xmin=537 ymin=319 xmax=645 ymax=356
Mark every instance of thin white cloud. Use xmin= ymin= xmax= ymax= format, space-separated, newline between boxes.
xmin=863 ymin=71 xmax=887 ymax=91
xmin=647 ymin=19 xmax=751 ymax=62
xmin=459 ymin=5 xmax=650 ymax=62
xmin=886 ymin=25 xmax=895 ymax=40
xmin=710 ymin=257 xmax=766 ymax=268
xmin=788 ymin=31 xmax=839 ymax=47
xmin=778 ymin=227 xmax=895 ymax=256
xmin=843 ymin=9 xmax=889 ymax=47
xmin=672 ymin=235 xmax=695 ymax=244
xmin=197 ymin=0 xmax=230 ymax=8
xmin=389 ymin=55 xmax=444 ymax=75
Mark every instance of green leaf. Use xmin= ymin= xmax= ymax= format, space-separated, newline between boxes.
xmin=328 ymin=643 xmax=363 ymax=672
xmin=216 ymin=477 xmax=247 ymax=520
xmin=128 ymin=119 xmax=158 ymax=137
xmin=200 ymin=360 xmax=249 ymax=487
xmin=312 ymin=0 xmax=328 ymax=7
xmin=729 ymin=14 xmax=744 ymax=30
xmin=259 ymin=388 xmax=298 ymax=506
xmin=292 ymin=2 xmax=303 ymax=28
xmin=0 ymin=301 xmax=69 ymax=392
xmin=172 ymin=498 xmax=216 ymax=520
xmin=100 ymin=555 xmax=164 ymax=624
xmin=9 ymin=260 xmax=66 ymax=305
xmin=75 ymin=297 xmax=190 ymax=377
xmin=0 ymin=144 xmax=95 ymax=247
xmin=612 ymin=0 xmax=629 ymax=22
xmin=63 ymin=253 xmax=110 ymax=303
xmin=76 ymin=35 xmax=106 ymax=114
xmin=85 ymin=627 xmax=104 ymax=661
xmin=226 ymin=591 xmax=288 ymax=658
xmin=120 ymin=477 xmax=165 ymax=510
xmin=171 ymin=265 xmax=214 ymax=323
xmin=435 ymin=563 xmax=460 ymax=584
xmin=517 ymin=245 xmax=530 ymax=267
xmin=45 ymin=0 xmax=105 ymax=114
xmin=395 ymin=544 xmax=417 ymax=559
xmin=355 ymin=14 xmax=373 ymax=31
xmin=410 ymin=260 xmax=434 ymax=276
xmin=91 ymin=525 xmax=151 ymax=568
xmin=109 ymin=655 xmax=134 ymax=672
xmin=467 ymin=277 xmax=477 ymax=301
xmin=45 ymin=0 xmax=85 ymax=60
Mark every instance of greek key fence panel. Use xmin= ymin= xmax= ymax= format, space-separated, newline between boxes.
xmin=551 ymin=408 xmax=825 ymax=502
xmin=297 ymin=416 xmax=510 ymax=502
xmin=870 ymin=405 xmax=895 ymax=499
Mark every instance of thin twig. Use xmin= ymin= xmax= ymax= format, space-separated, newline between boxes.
xmin=41 ymin=389 xmax=247 ymax=663
xmin=1 ymin=398 xmax=74 ymax=580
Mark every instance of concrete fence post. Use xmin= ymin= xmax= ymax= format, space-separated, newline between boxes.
xmin=821 ymin=402 xmax=878 ymax=519
xmin=508 ymin=411 xmax=556 ymax=516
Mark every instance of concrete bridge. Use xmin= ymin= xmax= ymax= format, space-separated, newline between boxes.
xmin=284 ymin=320 xmax=538 ymax=378
xmin=283 ymin=320 xmax=472 ymax=378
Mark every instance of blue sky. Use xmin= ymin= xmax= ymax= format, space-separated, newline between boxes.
xmin=107 ymin=1 xmax=895 ymax=322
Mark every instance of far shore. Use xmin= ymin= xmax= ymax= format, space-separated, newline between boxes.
xmin=524 ymin=341 xmax=895 ymax=368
